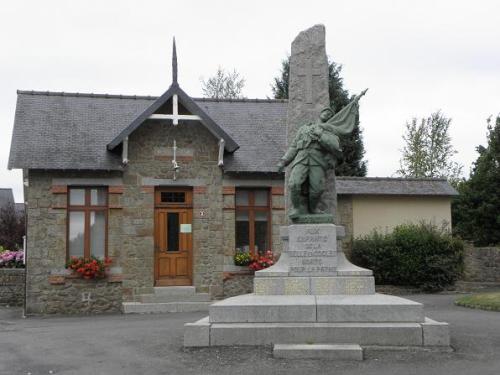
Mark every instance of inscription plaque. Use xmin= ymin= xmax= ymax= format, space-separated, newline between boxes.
xmin=288 ymin=224 xmax=337 ymax=277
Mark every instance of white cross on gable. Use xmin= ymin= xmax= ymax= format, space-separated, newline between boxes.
xmin=148 ymin=94 xmax=202 ymax=125
xmin=296 ymin=57 xmax=323 ymax=104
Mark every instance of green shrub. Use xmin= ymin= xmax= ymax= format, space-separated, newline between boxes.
xmin=351 ymin=222 xmax=464 ymax=292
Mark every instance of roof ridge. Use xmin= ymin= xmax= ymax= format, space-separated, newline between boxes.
xmin=336 ymin=176 xmax=449 ymax=182
xmin=17 ymin=90 xmax=158 ymax=100
xmin=193 ymin=97 xmax=288 ymax=103
xmin=16 ymin=90 xmax=288 ymax=103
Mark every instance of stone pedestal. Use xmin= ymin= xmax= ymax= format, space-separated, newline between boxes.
xmin=184 ymin=223 xmax=451 ymax=353
xmin=254 ymin=224 xmax=375 ymax=295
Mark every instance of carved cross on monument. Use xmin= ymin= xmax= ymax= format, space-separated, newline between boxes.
xmin=296 ymin=56 xmax=323 ymax=104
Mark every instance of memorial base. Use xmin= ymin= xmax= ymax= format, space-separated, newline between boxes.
xmin=184 ymin=223 xmax=451 ymax=354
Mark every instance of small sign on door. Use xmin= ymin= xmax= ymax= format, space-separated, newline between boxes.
xmin=180 ymin=224 xmax=192 ymax=233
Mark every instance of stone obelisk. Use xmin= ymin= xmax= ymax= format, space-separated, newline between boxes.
xmin=286 ymin=24 xmax=337 ymax=220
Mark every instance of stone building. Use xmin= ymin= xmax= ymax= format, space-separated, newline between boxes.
xmin=8 ymin=51 xmax=457 ymax=315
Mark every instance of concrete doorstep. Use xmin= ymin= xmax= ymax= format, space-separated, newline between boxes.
xmin=273 ymin=343 xmax=363 ymax=360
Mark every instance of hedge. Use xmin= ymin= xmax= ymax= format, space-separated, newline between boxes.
xmin=351 ymin=222 xmax=464 ymax=292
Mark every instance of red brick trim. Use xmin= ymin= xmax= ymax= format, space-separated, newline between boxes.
xmin=223 ymin=186 xmax=235 ymax=195
xmin=141 ymin=186 xmax=154 ymax=193
xmin=50 ymin=204 xmax=67 ymax=210
xmin=271 ymin=186 xmax=284 ymax=195
xmin=193 ymin=186 xmax=207 ymax=194
xmin=109 ymin=204 xmax=123 ymax=209
xmin=108 ymin=185 xmax=124 ymax=194
xmin=271 ymin=207 xmax=285 ymax=211
xmin=51 ymin=185 xmax=67 ymax=194
xmin=223 ymin=207 xmax=236 ymax=211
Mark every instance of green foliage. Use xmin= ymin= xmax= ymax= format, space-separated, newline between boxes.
xmin=351 ymin=222 xmax=464 ymax=291
xmin=201 ymin=67 xmax=245 ymax=99
xmin=233 ymin=251 xmax=251 ymax=266
xmin=455 ymin=292 xmax=500 ymax=312
xmin=271 ymin=56 xmax=367 ymax=177
xmin=452 ymin=116 xmax=500 ymax=246
xmin=272 ymin=57 xmax=289 ymax=100
xmin=397 ymin=111 xmax=463 ymax=185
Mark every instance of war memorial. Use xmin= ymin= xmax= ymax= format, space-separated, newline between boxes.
xmin=184 ymin=25 xmax=451 ymax=360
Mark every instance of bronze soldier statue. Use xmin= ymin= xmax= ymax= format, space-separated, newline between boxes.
xmin=277 ymin=89 xmax=368 ymax=220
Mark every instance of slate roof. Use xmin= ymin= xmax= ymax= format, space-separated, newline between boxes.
xmin=8 ymin=91 xmax=287 ymax=172
xmin=336 ymin=177 xmax=458 ymax=196
xmin=8 ymin=91 xmax=457 ymax=197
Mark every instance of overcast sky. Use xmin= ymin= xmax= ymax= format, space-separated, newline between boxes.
xmin=1 ymin=0 xmax=499 ymax=202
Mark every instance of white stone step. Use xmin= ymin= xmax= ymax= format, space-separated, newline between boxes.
xmin=208 ymin=294 xmax=424 ymax=323
xmin=273 ymin=343 xmax=363 ymax=360
xmin=153 ymin=286 xmax=196 ymax=296
xmin=140 ymin=293 xmax=211 ymax=303
xmin=209 ymin=322 xmax=423 ymax=346
xmin=123 ymin=301 xmax=211 ymax=314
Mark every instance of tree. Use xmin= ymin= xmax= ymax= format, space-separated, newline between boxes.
xmin=452 ymin=116 xmax=500 ymax=246
xmin=201 ymin=67 xmax=245 ymax=99
xmin=0 ymin=202 xmax=25 ymax=250
xmin=397 ymin=111 xmax=463 ymax=185
xmin=271 ymin=56 xmax=367 ymax=176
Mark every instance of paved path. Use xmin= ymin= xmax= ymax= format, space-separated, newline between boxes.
xmin=1 ymin=293 xmax=499 ymax=375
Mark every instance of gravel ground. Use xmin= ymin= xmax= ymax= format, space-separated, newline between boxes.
xmin=1 ymin=293 xmax=499 ymax=375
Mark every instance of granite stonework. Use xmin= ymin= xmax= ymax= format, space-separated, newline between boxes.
xmin=185 ymin=223 xmax=449 ymax=350
xmin=286 ymin=24 xmax=337 ymax=218
xmin=122 ymin=120 xmax=225 ymax=298
xmin=254 ymin=224 xmax=375 ymax=295
xmin=0 ymin=268 xmax=25 ymax=306
xmin=24 ymin=170 xmax=124 ymax=314
xmin=23 ymin=117 xmax=289 ymax=313
xmin=463 ymin=245 xmax=500 ymax=283
xmin=222 ymin=273 xmax=254 ymax=298
xmin=37 ymin=278 xmax=122 ymax=314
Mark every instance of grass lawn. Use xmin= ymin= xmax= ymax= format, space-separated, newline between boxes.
xmin=455 ymin=292 xmax=500 ymax=312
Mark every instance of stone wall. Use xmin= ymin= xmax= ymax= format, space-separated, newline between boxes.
xmin=223 ymin=272 xmax=254 ymax=297
xmin=463 ymin=245 xmax=500 ymax=282
xmin=38 ymin=278 xmax=122 ymax=314
xmin=25 ymin=170 xmax=124 ymax=314
xmin=0 ymin=268 xmax=25 ymax=306
xmin=123 ymin=119 xmax=224 ymax=298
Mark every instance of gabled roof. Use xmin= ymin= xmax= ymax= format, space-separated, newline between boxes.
xmin=107 ymin=83 xmax=239 ymax=152
xmin=8 ymin=91 xmax=287 ymax=171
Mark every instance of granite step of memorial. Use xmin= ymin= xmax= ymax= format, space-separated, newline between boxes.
xmin=273 ymin=343 xmax=363 ymax=360
xmin=208 ymin=294 xmax=425 ymax=323
xmin=184 ymin=316 xmax=449 ymax=347
xmin=123 ymin=301 xmax=211 ymax=314
xmin=124 ymin=287 xmax=212 ymax=314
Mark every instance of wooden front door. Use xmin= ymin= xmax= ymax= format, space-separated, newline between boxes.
xmin=154 ymin=189 xmax=193 ymax=286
